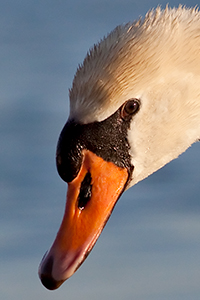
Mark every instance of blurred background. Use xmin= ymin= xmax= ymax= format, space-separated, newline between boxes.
xmin=1 ymin=1 xmax=200 ymax=299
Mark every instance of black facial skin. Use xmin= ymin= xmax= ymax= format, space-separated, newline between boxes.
xmin=56 ymin=99 xmax=140 ymax=184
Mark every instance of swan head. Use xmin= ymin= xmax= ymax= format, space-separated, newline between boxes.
xmin=39 ymin=6 xmax=200 ymax=290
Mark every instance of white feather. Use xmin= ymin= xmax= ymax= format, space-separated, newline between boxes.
xmin=69 ymin=6 xmax=200 ymax=186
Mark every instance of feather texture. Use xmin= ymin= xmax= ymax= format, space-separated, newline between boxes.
xmin=70 ymin=6 xmax=200 ymax=123
xmin=68 ymin=6 xmax=200 ymax=186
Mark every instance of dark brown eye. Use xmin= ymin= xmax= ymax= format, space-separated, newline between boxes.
xmin=121 ymin=98 xmax=140 ymax=120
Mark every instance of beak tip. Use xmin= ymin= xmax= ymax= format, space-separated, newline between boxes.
xmin=38 ymin=252 xmax=64 ymax=290
xmin=39 ymin=273 xmax=64 ymax=290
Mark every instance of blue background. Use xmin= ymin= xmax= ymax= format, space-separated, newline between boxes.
xmin=1 ymin=1 xmax=200 ymax=299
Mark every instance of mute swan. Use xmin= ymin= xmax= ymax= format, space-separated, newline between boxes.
xmin=39 ymin=6 xmax=200 ymax=290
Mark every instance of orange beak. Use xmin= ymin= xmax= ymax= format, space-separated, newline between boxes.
xmin=39 ymin=149 xmax=128 ymax=290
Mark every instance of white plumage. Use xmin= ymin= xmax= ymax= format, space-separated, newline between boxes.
xmin=70 ymin=6 xmax=200 ymax=186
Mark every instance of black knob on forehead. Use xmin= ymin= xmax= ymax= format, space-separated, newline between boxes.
xmin=56 ymin=121 xmax=84 ymax=183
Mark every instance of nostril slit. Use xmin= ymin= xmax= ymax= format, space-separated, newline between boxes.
xmin=78 ymin=172 xmax=92 ymax=210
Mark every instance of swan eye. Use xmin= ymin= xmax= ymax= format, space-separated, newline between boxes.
xmin=121 ymin=98 xmax=140 ymax=120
